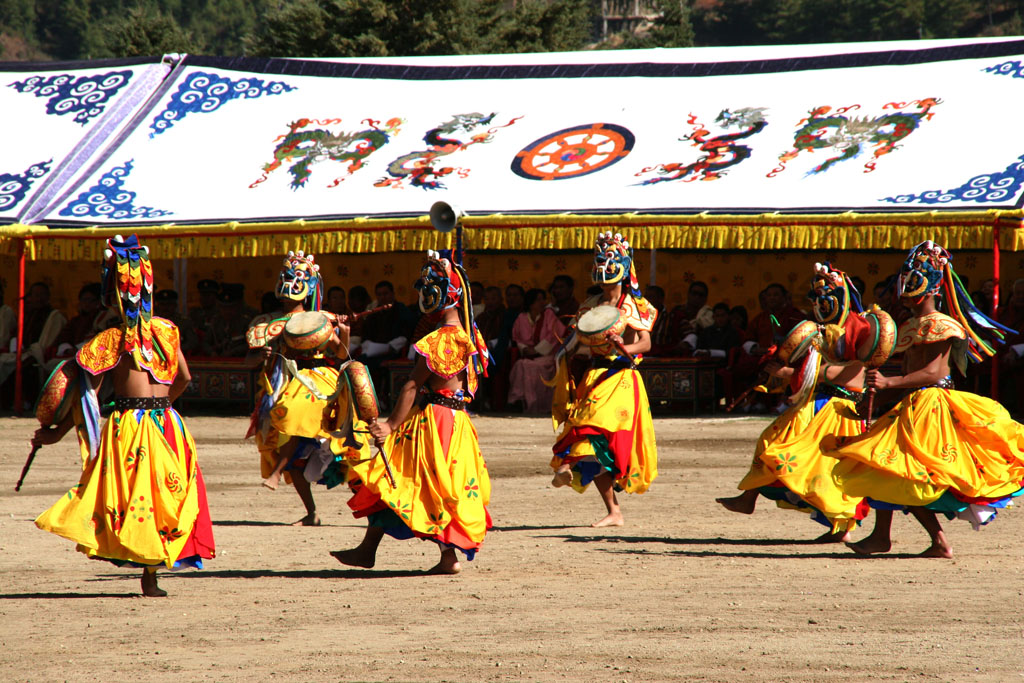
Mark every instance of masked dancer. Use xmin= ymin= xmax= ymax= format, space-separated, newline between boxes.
xmin=716 ymin=264 xmax=890 ymax=541
xmin=825 ymin=241 xmax=1024 ymax=558
xmin=332 ymin=251 xmax=491 ymax=574
xmin=548 ymin=232 xmax=658 ymax=527
xmin=33 ymin=235 xmax=214 ymax=597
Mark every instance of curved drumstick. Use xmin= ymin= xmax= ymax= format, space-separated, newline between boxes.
xmin=376 ymin=444 xmax=398 ymax=489
xmin=14 ymin=444 xmax=41 ymax=492
xmin=608 ymin=334 xmax=637 ymax=370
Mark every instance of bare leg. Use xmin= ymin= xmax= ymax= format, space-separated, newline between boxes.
xmin=141 ymin=567 xmax=167 ymax=597
xmin=551 ymin=462 xmax=573 ymax=488
xmin=331 ymin=525 xmax=385 ymax=568
xmin=427 ymin=547 xmax=462 ymax=575
xmin=591 ymin=472 xmax=624 ymax=527
xmin=262 ymin=452 xmax=291 ymax=490
xmin=290 ymin=473 xmax=320 ymax=526
xmin=909 ymin=507 xmax=953 ymax=558
xmin=715 ymin=489 xmax=759 ymax=515
xmin=846 ymin=509 xmax=893 ymax=555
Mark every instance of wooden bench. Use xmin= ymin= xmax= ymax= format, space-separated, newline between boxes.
xmin=179 ymin=357 xmax=257 ymax=413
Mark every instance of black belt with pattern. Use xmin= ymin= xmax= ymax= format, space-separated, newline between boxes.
xmin=590 ymin=356 xmax=632 ymax=370
xmin=924 ymin=375 xmax=955 ymax=389
xmin=114 ymin=396 xmax=172 ymax=411
xmin=420 ymin=392 xmax=467 ymax=411
xmin=295 ymin=358 xmax=331 ymax=370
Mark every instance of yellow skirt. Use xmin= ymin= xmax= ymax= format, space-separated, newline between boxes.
xmin=828 ymin=388 xmax=1024 ymax=507
xmin=344 ymin=403 xmax=491 ymax=558
xmin=738 ymin=396 xmax=866 ymax=532
xmin=269 ymin=366 xmax=339 ymax=439
xmin=551 ymin=366 xmax=658 ymax=494
xmin=35 ymin=408 xmax=215 ymax=568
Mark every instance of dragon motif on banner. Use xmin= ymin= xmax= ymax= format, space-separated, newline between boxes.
xmin=250 ymin=117 xmax=404 ymax=190
xmin=8 ymin=70 xmax=133 ymax=125
xmin=768 ymin=98 xmax=940 ymax=177
xmin=0 ymin=160 xmax=51 ymax=212
xmin=376 ymin=113 xmax=521 ymax=190
xmin=635 ymin=107 xmax=768 ymax=185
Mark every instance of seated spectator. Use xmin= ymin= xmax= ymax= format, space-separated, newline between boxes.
xmin=644 ymin=285 xmax=674 ymax=356
xmin=475 ymin=286 xmax=505 ymax=348
xmin=665 ymin=280 xmax=713 ymax=352
xmin=872 ymin=275 xmax=912 ymax=327
xmin=729 ymin=305 xmax=748 ymax=334
xmin=153 ymin=289 xmax=199 ymax=354
xmin=326 ymin=286 xmax=353 ymax=318
xmin=999 ymin=278 xmax=1024 ymax=415
xmin=685 ymin=302 xmax=741 ymax=360
xmin=972 ymin=278 xmax=995 ymax=318
xmin=259 ymin=291 xmax=279 ymax=315
xmin=357 ymin=280 xmax=417 ymax=399
xmin=549 ymin=274 xmax=579 ymax=329
xmin=223 ymin=282 xmax=258 ymax=322
xmin=489 ymin=284 xmax=526 ymax=411
xmin=189 ymin=279 xmax=220 ymax=343
xmin=203 ymin=288 xmax=250 ymax=357
xmin=508 ymin=288 xmax=560 ymax=413
xmin=0 ymin=281 xmax=67 ymax=409
xmin=0 ymin=281 xmax=14 ymax=353
xmin=47 ymin=283 xmax=116 ymax=367
xmin=347 ymin=284 xmax=371 ymax=352
xmin=471 ymin=280 xmax=486 ymax=318
xmin=720 ymin=283 xmax=806 ymax=410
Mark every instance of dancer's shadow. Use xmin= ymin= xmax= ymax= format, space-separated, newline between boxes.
xmin=0 ymin=591 xmax=134 ymax=599
xmin=593 ymin=547 xmax=924 ymax=560
xmin=159 ymin=568 xmax=432 ymax=580
xmin=491 ymin=524 xmax=580 ymax=532
xmin=540 ymin=535 xmax=925 ymax=560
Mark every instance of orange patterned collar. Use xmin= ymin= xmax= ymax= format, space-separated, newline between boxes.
xmin=413 ymin=324 xmax=482 ymax=397
xmin=77 ymin=317 xmax=180 ymax=384
xmin=894 ymin=311 xmax=966 ymax=353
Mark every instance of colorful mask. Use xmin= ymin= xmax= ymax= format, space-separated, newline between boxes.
xmin=101 ymin=234 xmax=154 ymax=361
xmin=276 ymin=250 xmax=322 ymax=309
xmin=415 ymin=250 xmax=462 ymax=314
xmin=809 ymin=262 xmax=861 ymax=326
xmin=898 ymin=241 xmax=948 ymax=299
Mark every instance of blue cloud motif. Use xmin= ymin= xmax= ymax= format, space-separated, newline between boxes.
xmin=149 ymin=71 xmax=297 ymax=137
xmin=59 ymin=160 xmax=172 ymax=220
xmin=0 ymin=160 xmax=52 ymax=212
xmin=882 ymin=155 xmax=1024 ymax=205
xmin=983 ymin=60 xmax=1024 ymax=79
xmin=8 ymin=71 xmax=133 ymax=125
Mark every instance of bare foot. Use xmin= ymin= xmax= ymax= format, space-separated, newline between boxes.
xmin=427 ymin=549 xmax=461 ymax=575
xmin=330 ymin=548 xmax=375 ymax=568
xmin=291 ymin=512 xmax=321 ymax=526
xmin=551 ymin=470 xmax=572 ymax=488
xmin=591 ymin=511 xmax=624 ymax=527
xmin=811 ymin=529 xmax=851 ymax=544
xmin=141 ymin=570 xmax=167 ymax=598
xmin=261 ymin=474 xmax=280 ymax=491
xmin=918 ymin=538 xmax=953 ymax=558
xmin=715 ymin=494 xmax=757 ymax=515
xmin=845 ymin=536 xmax=892 ymax=555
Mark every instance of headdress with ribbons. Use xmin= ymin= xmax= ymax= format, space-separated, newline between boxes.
xmin=416 ymin=249 xmax=490 ymax=377
xmin=276 ymin=250 xmax=323 ymax=310
xmin=592 ymin=231 xmax=642 ymax=298
xmin=101 ymin=234 xmax=154 ymax=364
xmin=809 ymin=262 xmax=863 ymax=326
xmin=900 ymin=241 xmax=1015 ymax=362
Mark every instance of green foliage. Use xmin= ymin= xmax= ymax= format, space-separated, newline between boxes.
xmin=103 ymin=6 xmax=196 ymax=57
xmin=246 ymin=0 xmax=595 ymax=58
xmin=604 ymin=0 xmax=695 ymax=49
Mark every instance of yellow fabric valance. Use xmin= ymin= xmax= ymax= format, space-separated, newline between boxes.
xmin=2 ymin=210 xmax=1022 ymax=261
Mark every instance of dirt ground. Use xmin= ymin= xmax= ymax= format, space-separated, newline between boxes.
xmin=1 ymin=414 xmax=1022 ymax=682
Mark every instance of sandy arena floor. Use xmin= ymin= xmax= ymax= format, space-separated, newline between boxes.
xmin=1 ymin=414 xmax=1022 ymax=682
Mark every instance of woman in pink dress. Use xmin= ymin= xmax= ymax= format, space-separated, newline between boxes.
xmin=508 ymin=288 xmax=561 ymax=413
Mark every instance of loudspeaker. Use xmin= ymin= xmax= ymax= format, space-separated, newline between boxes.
xmin=429 ymin=201 xmax=463 ymax=233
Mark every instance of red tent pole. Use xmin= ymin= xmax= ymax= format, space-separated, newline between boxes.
xmin=14 ymin=238 xmax=26 ymax=416
xmin=991 ymin=220 xmax=1000 ymax=401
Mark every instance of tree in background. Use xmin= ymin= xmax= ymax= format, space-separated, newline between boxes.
xmin=245 ymin=0 xmax=595 ymax=57
xmin=104 ymin=6 xmax=196 ymax=57
xmin=602 ymin=0 xmax=695 ymax=49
